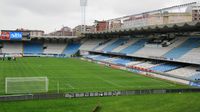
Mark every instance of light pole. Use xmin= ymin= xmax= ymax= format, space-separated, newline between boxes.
xmin=80 ymin=0 xmax=88 ymax=33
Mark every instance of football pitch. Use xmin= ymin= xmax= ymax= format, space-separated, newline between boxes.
xmin=0 ymin=57 xmax=198 ymax=112
xmin=0 ymin=57 xmax=188 ymax=94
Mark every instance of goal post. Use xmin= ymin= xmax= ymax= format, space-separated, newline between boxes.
xmin=5 ymin=77 xmax=49 ymax=94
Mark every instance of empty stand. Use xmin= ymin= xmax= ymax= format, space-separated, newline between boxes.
xmin=85 ymin=54 xmax=131 ymax=65
xmin=164 ymin=38 xmax=200 ymax=59
xmin=80 ymin=39 xmax=105 ymax=51
xmin=111 ymin=58 xmax=132 ymax=66
xmin=127 ymin=61 xmax=144 ymax=66
xmin=24 ymin=42 xmax=43 ymax=54
xmin=93 ymin=55 xmax=108 ymax=61
xmin=103 ymin=57 xmax=117 ymax=63
xmin=2 ymin=42 xmax=23 ymax=54
xmin=43 ymin=43 xmax=67 ymax=54
xmin=112 ymin=38 xmax=140 ymax=52
xmin=133 ymin=37 xmax=188 ymax=57
xmin=135 ymin=62 xmax=160 ymax=69
xmin=120 ymin=39 xmax=147 ymax=54
xmin=63 ymin=43 xmax=80 ymax=56
xmin=189 ymin=73 xmax=200 ymax=81
xmin=167 ymin=66 xmax=200 ymax=80
xmin=95 ymin=38 xmax=118 ymax=51
xmin=103 ymin=38 xmax=129 ymax=52
xmin=85 ymin=55 xmax=109 ymax=61
xmin=150 ymin=63 xmax=185 ymax=72
xmin=180 ymin=47 xmax=200 ymax=63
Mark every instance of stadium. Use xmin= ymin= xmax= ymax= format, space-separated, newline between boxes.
xmin=1 ymin=1 xmax=200 ymax=112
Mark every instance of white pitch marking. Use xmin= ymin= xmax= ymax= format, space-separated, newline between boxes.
xmin=95 ymin=76 xmax=122 ymax=87
xmin=66 ymin=84 xmax=75 ymax=89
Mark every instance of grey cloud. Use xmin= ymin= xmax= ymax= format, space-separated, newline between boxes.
xmin=1 ymin=0 xmax=80 ymax=16
xmin=0 ymin=0 xmax=195 ymax=33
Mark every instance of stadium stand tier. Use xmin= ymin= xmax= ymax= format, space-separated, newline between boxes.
xmin=63 ymin=43 xmax=80 ymax=56
xmin=120 ymin=39 xmax=147 ymax=54
xmin=81 ymin=37 xmax=200 ymax=65
xmin=133 ymin=37 xmax=187 ymax=57
xmin=2 ymin=42 xmax=22 ymax=54
xmin=111 ymin=58 xmax=132 ymax=66
xmin=43 ymin=42 xmax=67 ymax=54
xmin=164 ymin=38 xmax=200 ymax=59
xmin=80 ymin=38 xmax=105 ymax=51
xmin=150 ymin=63 xmax=185 ymax=72
xmin=112 ymin=39 xmax=139 ymax=52
xmin=167 ymin=66 xmax=200 ymax=81
xmin=102 ymin=38 xmax=129 ymax=52
xmin=94 ymin=38 xmax=119 ymax=51
xmin=24 ymin=42 xmax=43 ymax=54
xmin=84 ymin=53 xmax=200 ymax=83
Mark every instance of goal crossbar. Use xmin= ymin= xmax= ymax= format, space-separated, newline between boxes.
xmin=5 ymin=77 xmax=49 ymax=94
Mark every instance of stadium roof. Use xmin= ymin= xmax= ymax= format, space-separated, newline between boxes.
xmin=85 ymin=21 xmax=200 ymax=37
xmin=31 ymin=36 xmax=79 ymax=39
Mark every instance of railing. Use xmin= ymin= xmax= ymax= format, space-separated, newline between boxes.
xmin=1 ymin=88 xmax=200 ymax=102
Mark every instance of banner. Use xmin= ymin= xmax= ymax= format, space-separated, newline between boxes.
xmin=10 ymin=32 xmax=22 ymax=40
xmin=189 ymin=82 xmax=200 ymax=88
xmin=0 ymin=32 xmax=10 ymax=40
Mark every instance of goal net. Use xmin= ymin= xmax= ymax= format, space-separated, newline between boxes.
xmin=5 ymin=77 xmax=48 ymax=94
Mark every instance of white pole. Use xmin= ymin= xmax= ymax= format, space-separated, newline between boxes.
xmin=46 ymin=77 xmax=48 ymax=92
xmin=80 ymin=0 xmax=88 ymax=33
xmin=57 ymin=81 xmax=60 ymax=94
xmin=5 ymin=78 xmax=7 ymax=94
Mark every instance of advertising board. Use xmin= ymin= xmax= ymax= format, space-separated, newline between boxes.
xmin=10 ymin=32 xmax=22 ymax=40
xmin=0 ymin=32 xmax=10 ymax=40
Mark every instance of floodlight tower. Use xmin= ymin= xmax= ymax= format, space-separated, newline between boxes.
xmin=80 ymin=0 xmax=88 ymax=33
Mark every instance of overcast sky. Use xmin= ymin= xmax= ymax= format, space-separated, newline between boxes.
xmin=0 ymin=0 xmax=196 ymax=33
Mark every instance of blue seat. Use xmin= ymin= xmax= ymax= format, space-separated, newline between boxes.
xmin=120 ymin=39 xmax=147 ymax=54
xmin=164 ymin=38 xmax=200 ymax=59
xmin=103 ymin=39 xmax=128 ymax=52
xmin=63 ymin=43 xmax=80 ymax=55
xmin=112 ymin=59 xmax=132 ymax=66
xmin=24 ymin=42 xmax=43 ymax=54
xmin=150 ymin=63 xmax=184 ymax=72
xmin=93 ymin=56 xmax=108 ymax=61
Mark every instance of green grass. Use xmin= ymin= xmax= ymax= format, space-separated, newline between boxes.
xmin=0 ymin=57 xmax=198 ymax=112
xmin=0 ymin=58 xmax=187 ymax=94
xmin=0 ymin=57 xmax=188 ymax=94
xmin=1 ymin=93 xmax=200 ymax=112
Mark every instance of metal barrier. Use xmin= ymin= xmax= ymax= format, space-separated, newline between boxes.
xmin=64 ymin=89 xmax=167 ymax=98
xmin=0 ymin=93 xmax=65 ymax=102
xmin=1 ymin=88 xmax=200 ymax=102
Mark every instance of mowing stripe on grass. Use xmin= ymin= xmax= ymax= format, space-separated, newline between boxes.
xmin=95 ymin=76 xmax=123 ymax=88
xmin=66 ymin=84 xmax=75 ymax=89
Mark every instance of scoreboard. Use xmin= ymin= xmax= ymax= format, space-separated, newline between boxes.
xmin=0 ymin=31 xmax=30 ymax=41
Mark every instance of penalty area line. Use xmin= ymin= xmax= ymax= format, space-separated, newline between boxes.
xmin=95 ymin=76 xmax=123 ymax=88
xmin=66 ymin=84 xmax=75 ymax=89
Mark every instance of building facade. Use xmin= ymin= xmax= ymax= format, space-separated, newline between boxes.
xmin=94 ymin=20 xmax=109 ymax=32
xmin=49 ymin=26 xmax=72 ymax=36
xmin=16 ymin=28 xmax=44 ymax=36
xmin=191 ymin=4 xmax=200 ymax=21
xmin=72 ymin=25 xmax=95 ymax=36
xmin=122 ymin=12 xmax=192 ymax=29
xmin=186 ymin=3 xmax=200 ymax=21
xmin=110 ymin=20 xmax=122 ymax=30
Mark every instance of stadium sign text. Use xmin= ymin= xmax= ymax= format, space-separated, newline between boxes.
xmin=10 ymin=32 xmax=22 ymax=40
